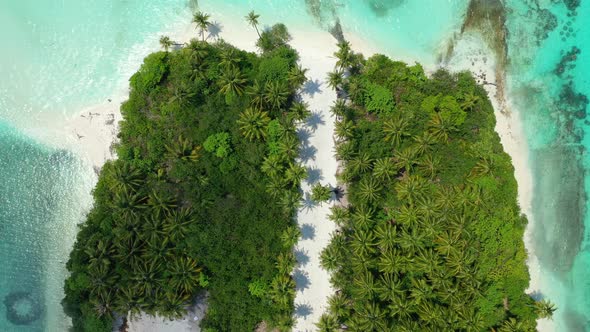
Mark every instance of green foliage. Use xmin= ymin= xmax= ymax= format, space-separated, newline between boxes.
xmin=64 ymin=30 xmax=303 ymax=332
xmin=203 ymin=132 xmax=232 ymax=158
xmin=324 ymin=47 xmax=538 ymax=331
xmin=364 ymin=82 xmax=394 ymax=114
xmin=248 ymin=279 xmax=268 ymax=298
xmin=311 ymin=183 xmax=332 ymax=203
xmin=256 ymin=23 xmax=291 ymax=53
xmin=130 ymin=52 xmax=168 ymax=93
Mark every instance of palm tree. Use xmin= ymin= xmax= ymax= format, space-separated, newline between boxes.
xmin=165 ymin=135 xmax=201 ymax=161
xmin=535 ymin=299 xmax=557 ymax=319
xmin=277 ymin=136 xmax=299 ymax=160
xmin=90 ymin=290 xmax=114 ymax=318
xmin=148 ymin=190 xmax=177 ymax=217
xmin=328 ymin=292 xmax=350 ymax=320
xmin=374 ymin=222 xmax=397 ymax=251
xmin=131 ymin=260 xmax=162 ymax=295
xmin=498 ymin=317 xmax=526 ymax=332
xmin=470 ymin=156 xmax=494 ymax=178
xmin=288 ymin=65 xmax=308 ymax=89
xmin=110 ymin=162 xmax=144 ymax=193
xmin=395 ymin=204 xmax=420 ymax=227
xmin=383 ymin=115 xmax=410 ymax=147
xmin=246 ymin=80 xmax=265 ymax=110
xmin=219 ymin=49 xmax=241 ymax=70
xmin=160 ymin=292 xmax=190 ymax=319
xmin=357 ymin=177 xmax=382 ymax=203
xmin=334 ymin=40 xmax=353 ymax=70
xmin=237 ymin=107 xmax=271 ymax=141
xmin=335 ymin=141 xmax=355 ymax=161
xmin=372 ymin=157 xmax=396 ymax=181
xmin=192 ymin=11 xmax=211 ymax=42
xmin=330 ymin=99 xmax=347 ymax=118
xmin=418 ymin=154 xmax=440 ymax=179
xmin=114 ymin=287 xmax=144 ymax=318
xmin=315 ymin=314 xmax=339 ymax=332
xmin=428 ymin=113 xmax=456 ymax=142
xmin=245 ymin=11 xmax=261 ymax=37
xmin=328 ymin=206 xmax=350 ymax=226
xmin=376 ymin=272 xmax=403 ymax=302
xmin=164 ymin=208 xmax=194 ymax=241
xmin=394 ymin=147 xmax=418 ymax=174
xmin=285 ymin=163 xmax=306 ymax=188
xmin=280 ymin=226 xmax=301 ymax=248
xmin=169 ymin=256 xmax=202 ymax=294
xmin=348 ymin=153 xmax=373 ymax=176
xmin=413 ymin=131 xmax=436 ymax=155
xmin=188 ymin=39 xmax=209 ymax=63
xmin=460 ymin=92 xmax=480 ymax=111
xmin=335 ymin=119 xmax=355 ymax=141
xmin=320 ymin=244 xmax=340 ymax=271
xmin=219 ymin=67 xmax=247 ymax=97
xmin=289 ymin=101 xmax=311 ymax=122
xmin=264 ymin=81 xmax=289 ymax=110
xmin=388 ymin=293 xmax=414 ymax=320
xmin=266 ymin=176 xmax=287 ymax=198
xmin=351 ymin=228 xmax=376 ymax=257
xmin=327 ymin=70 xmax=344 ymax=91
xmin=377 ymin=248 xmax=403 ymax=275
xmin=352 ymin=271 xmax=376 ymax=300
xmin=351 ymin=205 xmax=375 ymax=229
xmin=269 ymin=274 xmax=296 ymax=308
xmin=169 ymin=82 xmax=197 ymax=106
xmin=159 ymin=35 xmax=173 ymax=52
xmin=112 ymin=191 xmax=146 ymax=220
xmin=142 ymin=214 xmax=165 ymax=244
xmin=261 ymin=154 xmax=285 ymax=177
xmin=355 ymin=302 xmax=387 ymax=331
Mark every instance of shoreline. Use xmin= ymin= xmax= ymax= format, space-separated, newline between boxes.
xmin=54 ymin=7 xmax=544 ymax=331
xmin=445 ymin=33 xmax=550 ymax=331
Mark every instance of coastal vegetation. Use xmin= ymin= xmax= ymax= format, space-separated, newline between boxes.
xmin=63 ymin=13 xmax=307 ymax=331
xmin=317 ymin=42 xmax=543 ymax=331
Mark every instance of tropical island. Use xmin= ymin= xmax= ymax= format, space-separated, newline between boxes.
xmin=61 ymin=10 xmax=554 ymax=332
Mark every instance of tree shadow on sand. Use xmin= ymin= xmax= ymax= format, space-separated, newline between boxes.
xmin=301 ymin=192 xmax=318 ymax=211
xmin=306 ymin=167 xmax=323 ymax=185
xmin=306 ymin=111 xmax=325 ymax=131
xmin=300 ymin=223 xmax=316 ymax=240
xmin=296 ymin=128 xmax=313 ymax=145
xmin=207 ymin=22 xmax=223 ymax=41
xmin=302 ymin=79 xmax=322 ymax=97
xmin=330 ymin=185 xmax=345 ymax=202
xmin=295 ymin=302 xmax=313 ymax=319
xmin=294 ymin=248 xmax=310 ymax=267
xmin=293 ymin=269 xmax=311 ymax=292
xmin=299 ymin=144 xmax=317 ymax=163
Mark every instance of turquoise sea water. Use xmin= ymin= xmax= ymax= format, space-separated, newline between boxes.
xmin=0 ymin=0 xmax=587 ymax=330
xmin=505 ymin=0 xmax=590 ymax=330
